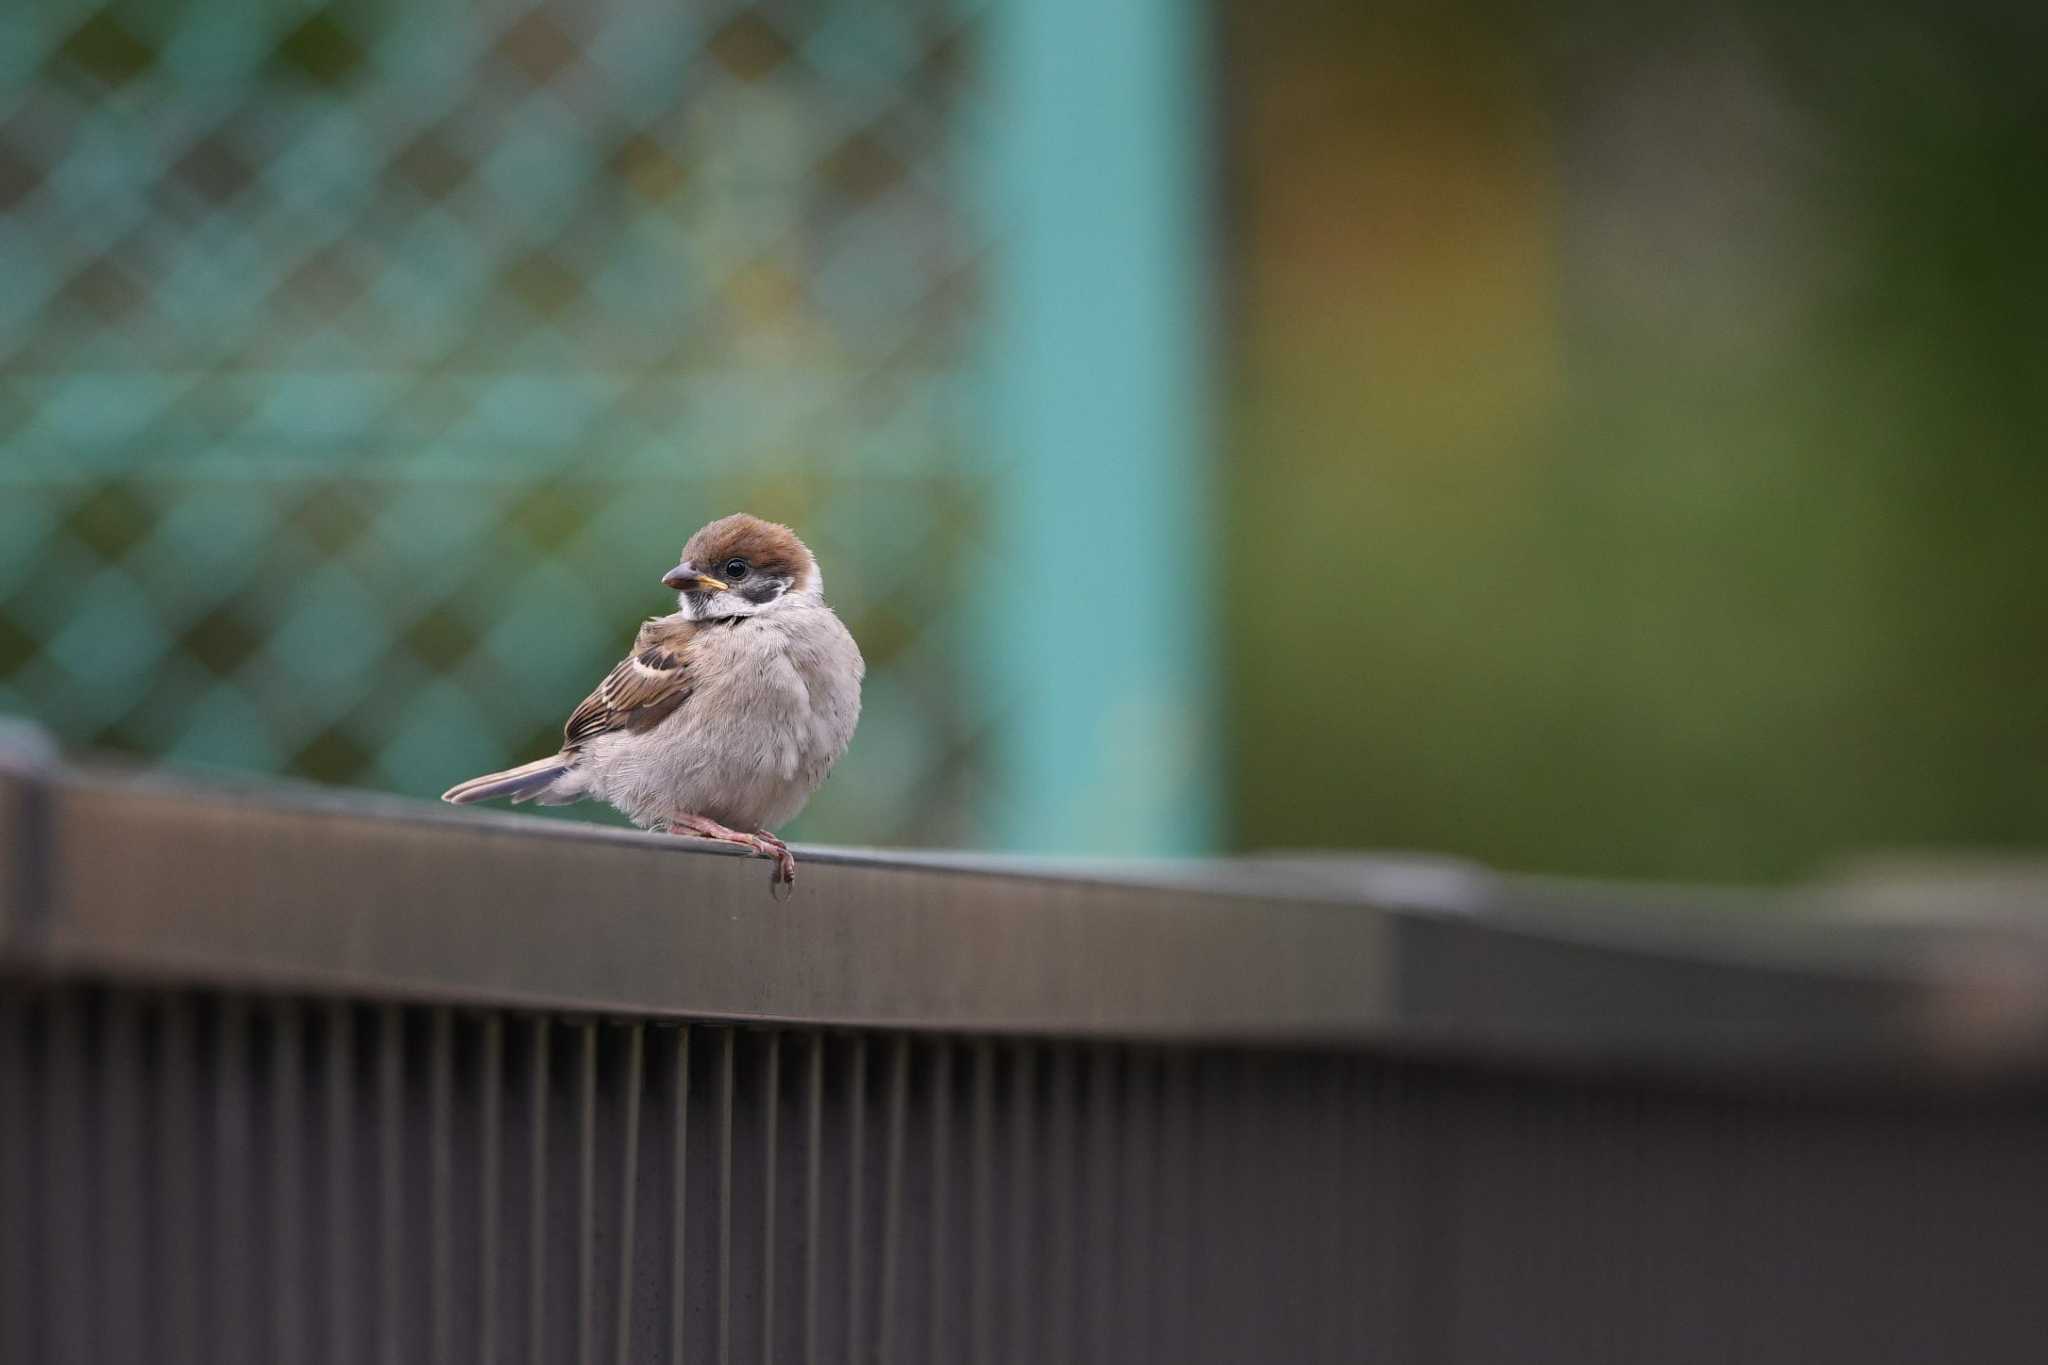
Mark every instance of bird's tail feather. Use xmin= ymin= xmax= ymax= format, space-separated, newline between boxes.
xmin=441 ymin=755 xmax=571 ymax=806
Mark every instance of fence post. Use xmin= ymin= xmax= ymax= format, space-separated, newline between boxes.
xmin=980 ymin=0 xmax=1222 ymax=855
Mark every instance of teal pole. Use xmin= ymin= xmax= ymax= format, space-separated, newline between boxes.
xmin=979 ymin=0 xmax=1219 ymax=855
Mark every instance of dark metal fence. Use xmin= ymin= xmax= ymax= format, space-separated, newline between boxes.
xmin=6 ymin=750 xmax=2048 ymax=1364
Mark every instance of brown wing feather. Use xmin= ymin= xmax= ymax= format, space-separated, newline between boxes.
xmin=562 ymin=617 xmax=698 ymax=751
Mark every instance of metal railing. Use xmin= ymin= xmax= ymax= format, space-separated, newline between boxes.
xmin=5 ymin=745 xmax=2048 ymax=1364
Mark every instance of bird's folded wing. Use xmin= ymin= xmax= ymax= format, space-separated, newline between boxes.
xmin=562 ymin=616 xmax=697 ymax=750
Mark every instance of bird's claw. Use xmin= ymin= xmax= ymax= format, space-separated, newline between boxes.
xmin=666 ymin=814 xmax=796 ymax=901
xmin=757 ymin=832 xmax=797 ymax=900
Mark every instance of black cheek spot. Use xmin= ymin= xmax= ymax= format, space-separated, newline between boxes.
xmin=741 ymin=581 xmax=781 ymax=605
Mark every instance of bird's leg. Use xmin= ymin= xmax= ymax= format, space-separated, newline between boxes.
xmin=668 ymin=813 xmax=798 ymax=898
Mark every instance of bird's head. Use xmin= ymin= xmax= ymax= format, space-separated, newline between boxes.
xmin=663 ymin=514 xmax=822 ymax=621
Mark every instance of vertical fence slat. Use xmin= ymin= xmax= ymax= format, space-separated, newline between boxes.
xmin=1159 ymin=1050 xmax=1194 ymax=1365
xmin=1337 ymin=1056 xmax=1371 ymax=1365
xmin=928 ymin=1036 xmax=953 ymax=1365
xmin=970 ymin=1039 xmax=996 ymax=1365
xmin=430 ymin=1007 xmax=455 ymax=1365
xmin=578 ymin=1022 xmax=599 ymax=1365
xmin=876 ymin=1034 xmax=910 ymax=1365
xmin=1085 ymin=1046 xmax=1119 ymax=1365
xmin=1046 ymin=1044 xmax=1076 ymax=1365
xmin=1005 ymin=1043 xmax=1038 ymax=1365
xmin=322 ymin=1001 xmax=355 ymax=1365
xmin=217 ymin=994 xmax=254 ymax=1365
xmin=670 ymin=1026 xmax=692 ymax=1365
xmin=48 ymin=989 xmax=93 ymax=1365
xmin=1316 ymin=1056 xmax=1354 ymax=1365
xmin=0 ymin=992 xmax=33 ymax=1365
xmin=803 ymin=1032 xmax=823 ymax=1365
xmin=717 ymin=1027 xmax=735 ymax=1365
xmin=104 ymin=991 xmax=148 ymax=1365
xmin=527 ymin=1017 xmax=551 ymax=1365
xmin=479 ymin=1014 xmax=505 ymax=1365
xmin=376 ymin=1004 xmax=404 ymax=1365
xmin=270 ymin=999 xmax=306 ymax=1365
xmin=760 ymin=1031 xmax=781 ymax=1365
xmin=844 ymin=1035 xmax=868 ymax=1365
xmin=614 ymin=1023 xmax=646 ymax=1365
xmin=1120 ymin=1048 xmax=1156 ymax=1365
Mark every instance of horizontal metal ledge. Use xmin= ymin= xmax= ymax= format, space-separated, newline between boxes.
xmin=6 ymin=750 xmax=2048 ymax=1081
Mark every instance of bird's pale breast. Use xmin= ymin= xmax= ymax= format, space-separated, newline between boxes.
xmin=583 ymin=605 xmax=863 ymax=831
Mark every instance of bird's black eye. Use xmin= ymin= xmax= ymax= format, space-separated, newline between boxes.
xmin=722 ymin=558 xmax=749 ymax=581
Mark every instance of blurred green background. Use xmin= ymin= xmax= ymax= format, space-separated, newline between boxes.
xmin=1224 ymin=0 xmax=2048 ymax=882
xmin=2 ymin=0 xmax=2044 ymax=882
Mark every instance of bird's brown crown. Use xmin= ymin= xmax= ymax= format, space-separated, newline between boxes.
xmin=682 ymin=514 xmax=813 ymax=581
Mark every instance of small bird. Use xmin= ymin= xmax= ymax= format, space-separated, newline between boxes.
xmin=442 ymin=514 xmax=864 ymax=895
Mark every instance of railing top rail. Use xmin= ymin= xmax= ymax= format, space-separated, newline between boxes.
xmin=5 ymin=742 xmax=2048 ymax=1082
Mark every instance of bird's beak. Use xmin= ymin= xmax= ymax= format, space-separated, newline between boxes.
xmin=662 ymin=564 xmax=729 ymax=593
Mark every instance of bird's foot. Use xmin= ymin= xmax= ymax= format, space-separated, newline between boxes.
xmin=668 ymin=814 xmax=797 ymax=900
xmin=752 ymin=830 xmax=797 ymax=899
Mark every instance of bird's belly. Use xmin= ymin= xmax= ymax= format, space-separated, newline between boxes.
xmin=585 ymin=648 xmax=855 ymax=832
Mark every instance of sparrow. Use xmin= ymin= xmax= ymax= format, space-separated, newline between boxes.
xmin=442 ymin=514 xmax=864 ymax=896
